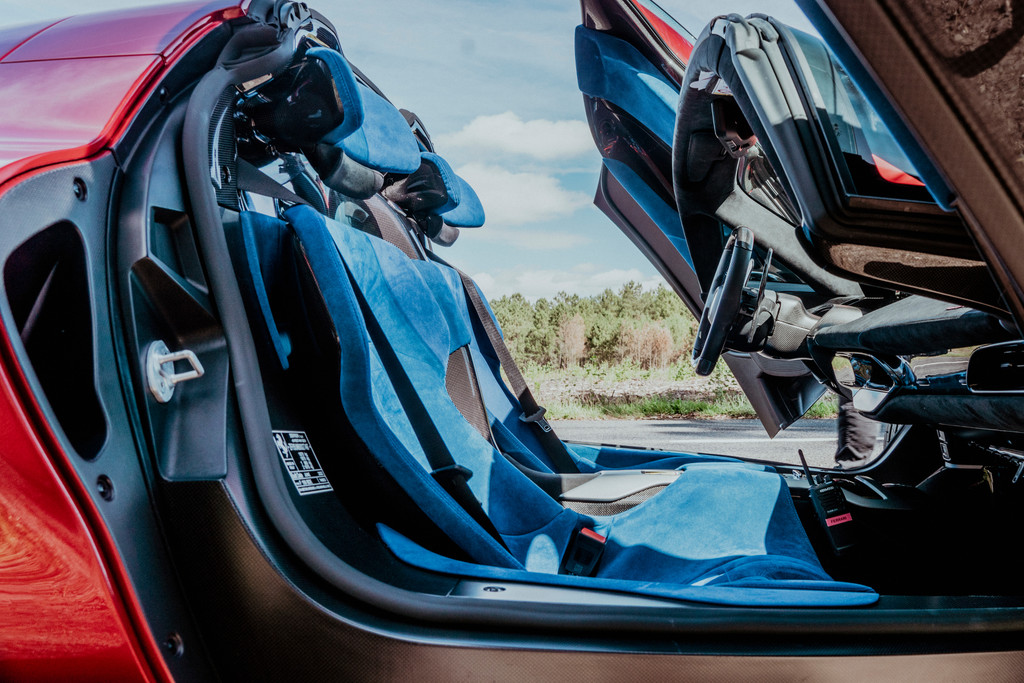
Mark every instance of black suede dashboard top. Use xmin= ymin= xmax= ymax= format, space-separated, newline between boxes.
xmin=811 ymin=295 xmax=1015 ymax=355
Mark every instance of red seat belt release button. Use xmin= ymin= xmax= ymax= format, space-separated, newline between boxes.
xmin=560 ymin=527 xmax=607 ymax=576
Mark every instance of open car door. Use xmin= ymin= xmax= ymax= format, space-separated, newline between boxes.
xmin=576 ymin=0 xmax=842 ymax=436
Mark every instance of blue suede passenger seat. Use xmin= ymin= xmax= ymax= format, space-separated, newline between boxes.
xmin=274 ymin=205 xmax=874 ymax=606
xmin=235 ymin=47 xmax=876 ymax=607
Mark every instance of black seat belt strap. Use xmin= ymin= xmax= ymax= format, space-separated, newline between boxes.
xmin=236 ymin=157 xmax=311 ymax=207
xmin=455 ymin=269 xmax=580 ymax=473
xmin=344 ymin=267 xmax=509 ymax=551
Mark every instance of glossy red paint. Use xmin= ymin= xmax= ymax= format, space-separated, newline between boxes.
xmin=0 ymin=1 xmax=245 ymax=189
xmin=0 ymin=55 xmax=163 ymax=171
xmin=872 ymin=153 xmax=926 ymax=187
xmin=1 ymin=1 xmax=241 ymax=61
xmin=633 ymin=1 xmax=693 ymax=63
xmin=0 ymin=19 xmax=62 ymax=62
xmin=0 ymin=2 xmax=247 ymax=679
xmin=0 ymin=319 xmax=161 ymax=682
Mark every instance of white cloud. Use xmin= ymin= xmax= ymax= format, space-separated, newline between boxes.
xmin=471 ymin=264 xmax=665 ymax=301
xmin=437 ymin=112 xmax=594 ymax=161
xmin=456 ymin=163 xmax=591 ymax=226
xmin=467 ymin=228 xmax=590 ymax=250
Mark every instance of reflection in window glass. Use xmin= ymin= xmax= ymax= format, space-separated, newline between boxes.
xmin=791 ymin=30 xmax=934 ymax=203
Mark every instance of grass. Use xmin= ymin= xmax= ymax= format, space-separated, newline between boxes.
xmin=546 ymin=392 xmax=839 ymax=420
xmin=524 ymin=361 xmax=841 ymax=420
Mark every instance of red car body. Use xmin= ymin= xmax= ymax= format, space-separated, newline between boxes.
xmin=0 ymin=4 xmax=243 ymax=680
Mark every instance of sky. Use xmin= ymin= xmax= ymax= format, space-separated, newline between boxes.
xmin=1 ymin=0 xmax=815 ymax=301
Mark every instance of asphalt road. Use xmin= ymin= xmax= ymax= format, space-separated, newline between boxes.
xmin=551 ymin=418 xmax=844 ymax=470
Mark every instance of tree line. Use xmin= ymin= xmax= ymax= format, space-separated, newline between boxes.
xmin=490 ymin=282 xmax=696 ymax=369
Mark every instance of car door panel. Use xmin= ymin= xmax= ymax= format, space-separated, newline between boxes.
xmin=578 ymin=0 xmax=827 ymax=434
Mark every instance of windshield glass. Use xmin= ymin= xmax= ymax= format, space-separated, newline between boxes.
xmin=792 ymin=30 xmax=934 ymax=204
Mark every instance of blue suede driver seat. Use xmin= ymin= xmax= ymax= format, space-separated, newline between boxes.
xmin=264 ymin=203 xmax=875 ymax=607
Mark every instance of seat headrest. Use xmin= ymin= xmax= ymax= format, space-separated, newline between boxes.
xmin=419 ymin=153 xmax=461 ymax=213
xmin=439 ymin=174 xmax=484 ymax=228
xmin=382 ymin=152 xmax=486 ymax=229
xmin=322 ymin=81 xmax=422 ymax=175
xmin=305 ymin=47 xmax=364 ymax=142
xmin=417 ymin=152 xmax=485 ymax=227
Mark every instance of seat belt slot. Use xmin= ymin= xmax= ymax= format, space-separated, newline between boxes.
xmin=431 ymin=463 xmax=474 ymax=486
xmin=560 ymin=527 xmax=607 ymax=577
xmin=452 ymin=268 xmax=579 ymax=473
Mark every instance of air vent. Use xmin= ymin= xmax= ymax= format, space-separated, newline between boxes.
xmin=4 ymin=221 xmax=107 ymax=459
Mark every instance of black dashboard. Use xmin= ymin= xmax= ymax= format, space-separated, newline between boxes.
xmin=806 ymin=296 xmax=1022 ymax=432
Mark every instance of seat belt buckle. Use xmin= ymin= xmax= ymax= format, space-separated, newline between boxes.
xmin=431 ymin=463 xmax=473 ymax=485
xmin=519 ymin=406 xmax=552 ymax=433
xmin=560 ymin=527 xmax=607 ymax=577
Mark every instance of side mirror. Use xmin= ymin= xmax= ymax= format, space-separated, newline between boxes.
xmin=967 ymin=341 xmax=1024 ymax=393
xmin=832 ymin=353 xmax=914 ymax=413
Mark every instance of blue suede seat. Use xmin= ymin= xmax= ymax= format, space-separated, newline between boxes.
xmin=268 ymin=204 xmax=876 ymax=607
xmin=230 ymin=37 xmax=876 ymax=608
xmin=257 ymin=47 xmax=768 ymax=475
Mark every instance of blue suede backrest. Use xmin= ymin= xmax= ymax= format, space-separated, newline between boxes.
xmin=284 ymin=206 xmax=579 ymax=571
xmin=575 ymin=26 xmax=679 ymax=145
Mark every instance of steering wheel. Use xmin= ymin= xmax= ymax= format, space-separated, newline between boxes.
xmin=692 ymin=226 xmax=755 ymax=375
